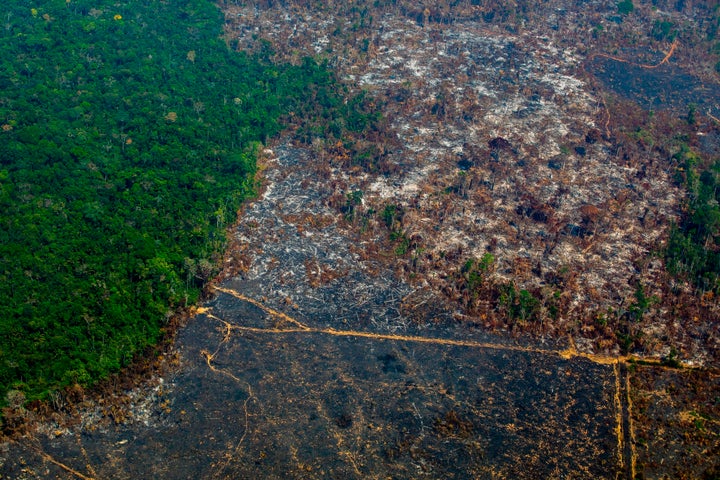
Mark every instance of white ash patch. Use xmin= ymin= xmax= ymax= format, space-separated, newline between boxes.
xmin=218 ymin=3 xmax=709 ymax=361
xmin=312 ymin=34 xmax=329 ymax=54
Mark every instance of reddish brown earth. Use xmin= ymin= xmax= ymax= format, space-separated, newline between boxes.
xmin=2 ymin=1 xmax=719 ymax=478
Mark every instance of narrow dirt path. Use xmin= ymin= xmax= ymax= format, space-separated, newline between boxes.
xmin=2 ymin=144 xmax=626 ymax=479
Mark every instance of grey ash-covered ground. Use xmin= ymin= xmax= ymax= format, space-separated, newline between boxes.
xmin=224 ymin=0 xmax=719 ymax=364
xmin=2 ymin=1 xmax=719 ymax=478
xmin=0 ymin=143 xmax=623 ymax=479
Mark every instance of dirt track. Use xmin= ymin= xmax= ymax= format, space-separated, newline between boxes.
xmin=3 ymin=1 xmax=720 ymax=477
xmin=0 ymin=145 xmax=628 ymax=479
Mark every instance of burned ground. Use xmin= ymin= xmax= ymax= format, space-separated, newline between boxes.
xmin=2 ymin=0 xmax=719 ymax=478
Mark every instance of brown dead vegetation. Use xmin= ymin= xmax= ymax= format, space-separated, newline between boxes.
xmin=220 ymin=0 xmax=720 ymax=368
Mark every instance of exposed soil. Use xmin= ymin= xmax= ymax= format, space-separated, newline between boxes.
xmin=589 ymin=55 xmax=720 ymax=118
xmin=1 ymin=144 xmax=623 ymax=479
xmin=222 ymin=0 xmax=720 ymax=366
xmin=631 ymin=365 xmax=720 ymax=479
xmin=2 ymin=1 xmax=720 ymax=478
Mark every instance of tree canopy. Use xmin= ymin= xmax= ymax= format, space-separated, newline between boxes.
xmin=0 ymin=0 xmax=366 ymax=405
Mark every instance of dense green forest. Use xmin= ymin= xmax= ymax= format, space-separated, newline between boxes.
xmin=666 ymin=144 xmax=720 ymax=293
xmin=0 ymin=0 xmax=372 ymax=408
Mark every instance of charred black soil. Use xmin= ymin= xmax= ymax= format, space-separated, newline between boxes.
xmin=589 ymin=55 xmax=720 ymax=118
xmin=3 ymin=1 xmax=720 ymax=478
xmin=1 ymin=145 xmax=625 ymax=479
xmin=1 ymin=296 xmax=621 ymax=479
